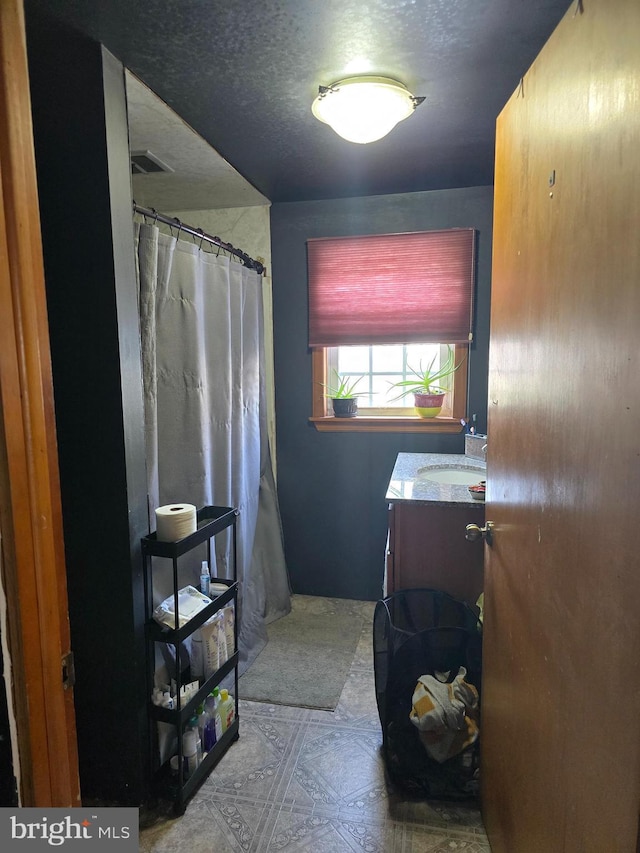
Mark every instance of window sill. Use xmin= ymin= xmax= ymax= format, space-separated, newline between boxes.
xmin=309 ymin=416 xmax=465 ymax=434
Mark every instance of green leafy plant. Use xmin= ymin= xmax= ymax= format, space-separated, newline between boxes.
xmin=321 ymin=370 xmax=364 ymax=399
xmin=388 ymin=345 xmax=463 ymax=401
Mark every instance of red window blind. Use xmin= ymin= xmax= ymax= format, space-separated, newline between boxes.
xmin=307 ymin=228 xmax=476 ymax=347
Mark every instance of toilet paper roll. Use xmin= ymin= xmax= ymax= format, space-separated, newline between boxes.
xmin=155 ymin=503 xmax=197 ymax=542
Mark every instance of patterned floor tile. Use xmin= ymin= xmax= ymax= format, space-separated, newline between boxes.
xmin=239 ymin=699 xmax=313 ymax=722
xmin=198 ymin=715 xmax=304 ymax=802
xmin=139 ymin=798 xmax=264 ymax=852
xmin=330 ymin=669 xmax=381 ymax=727
xmin=402 ymin=799 xmax=487 ymax=832
xmin=399 ymin=825 xmax=492 ymax=853
xmin=285 ymin=726 xmax=389 ymax=818
xmin=265 ymin=808 xmax=398 ymax=853
xmin=351 ymin=628 xmax=376 ymax=671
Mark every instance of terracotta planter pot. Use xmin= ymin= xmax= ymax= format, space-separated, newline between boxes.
xmin=332 ymin=397 xmax=358 ymax=418
xmin=414 ymin=392 xmax=445 ymax=418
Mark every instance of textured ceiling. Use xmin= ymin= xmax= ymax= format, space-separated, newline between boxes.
xmin=25 ymin=0 xmax=572 ymax=204
xmin=126 ymin=72 xmax=269 ymax=210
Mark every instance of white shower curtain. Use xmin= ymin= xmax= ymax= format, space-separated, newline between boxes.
xmin=136 ymin=222 xmax=290 ymax=673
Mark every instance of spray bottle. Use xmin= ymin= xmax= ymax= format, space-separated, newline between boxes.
xmin=200 ymin=560 xmax=211 ymax=597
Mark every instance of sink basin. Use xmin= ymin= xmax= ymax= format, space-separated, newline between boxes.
xmin=417 ymin=466 xmax=485 ymax=486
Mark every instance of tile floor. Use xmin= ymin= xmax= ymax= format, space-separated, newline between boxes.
xmin=140 ymin=596 xmax=490 ymax=852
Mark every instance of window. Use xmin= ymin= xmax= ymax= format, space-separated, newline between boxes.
xmin=330 ymin=343 xmax=455 ymax=411
xmin=307 ymin=229 xmax=475 ymax=433
xmin=311 ymin=343 xmax=468 ymax=432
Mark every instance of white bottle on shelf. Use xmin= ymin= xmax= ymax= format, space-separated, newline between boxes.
xmin=210 ymin=686 xmax=223 ymax=742
xmin=188 ymin=716 xmax=203 ymax=765
xmin=217 ymin=612 xmax=228 ymax=665
xmin=196 ymin=704 xmax=209 ymax=754
xmin=222 ymin=604 xmax=235 ymax=656
xmin=182 ymin=730 xmax=198 ymax=778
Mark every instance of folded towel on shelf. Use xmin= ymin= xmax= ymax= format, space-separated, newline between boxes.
xmin=409 ymin=666 xmax=479 ymax=764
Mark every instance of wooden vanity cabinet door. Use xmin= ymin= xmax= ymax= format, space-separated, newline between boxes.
xmin=388 ymin=501 xmax=485 ymax=606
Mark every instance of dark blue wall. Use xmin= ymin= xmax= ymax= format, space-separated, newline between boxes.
xmin=26 ymin=10 xmax=150 ymax=804
xmin=271 ymin=187 xmax=493 ymax=601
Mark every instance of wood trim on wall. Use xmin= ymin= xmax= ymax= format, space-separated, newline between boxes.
xmin=0 ymin=0 xmax=80 ymax=806
xmin=310 ymin=344 xmax=469 ymax=432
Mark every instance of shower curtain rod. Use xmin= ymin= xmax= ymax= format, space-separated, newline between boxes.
xmin=133 ymin=202 xmax=265 ymax=275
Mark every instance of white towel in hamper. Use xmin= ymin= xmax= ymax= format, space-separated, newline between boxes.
xmin=409 ymin=666 xmax=479 ymax=764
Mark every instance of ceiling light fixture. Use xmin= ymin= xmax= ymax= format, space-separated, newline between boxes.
xmin=311 ymin=76 xmax=425 ymax=144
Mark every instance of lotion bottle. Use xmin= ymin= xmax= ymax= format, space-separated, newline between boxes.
xmin=218 ymin=688 xmax=235 ymax=733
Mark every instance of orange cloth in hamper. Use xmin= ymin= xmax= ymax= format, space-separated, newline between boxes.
xmin=409 ymin=666 xmax=479 ymax=764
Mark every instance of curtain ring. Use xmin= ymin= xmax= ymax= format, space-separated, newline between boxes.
xmin=151 ymin=208 xmax=159 ymax=226
xmin=196 ymin=228 xmax=205 ymax=250
xmin=171 ymin=217 xmax=183 ymax=240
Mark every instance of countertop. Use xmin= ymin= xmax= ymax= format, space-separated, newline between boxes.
xmin=385 ymin=452 xmax=486 ymax=506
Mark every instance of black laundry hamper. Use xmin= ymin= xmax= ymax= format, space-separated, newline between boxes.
xmin=373 ymin=587 xmax=482 ymax=799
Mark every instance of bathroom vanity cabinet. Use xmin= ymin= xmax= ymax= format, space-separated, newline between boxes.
xmin=385 ymin=453 xmax=485 ymax=608
xmin=142 ymin=505 xmax=239 ymax=813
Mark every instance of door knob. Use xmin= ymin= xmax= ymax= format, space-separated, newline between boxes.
xmin=465 ymin=521 xmax=494 ymax=545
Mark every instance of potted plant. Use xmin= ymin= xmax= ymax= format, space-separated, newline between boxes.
xmin=388 ymin=346 xmax=463 ymax=418
xmin=321 ymin=370 xmax=364 ymax=418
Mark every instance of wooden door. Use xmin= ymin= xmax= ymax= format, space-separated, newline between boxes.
xmin=0 ymin=0 xmax=80 ymax=805
xmin=481 ymin=1 xmax=640 ymax=850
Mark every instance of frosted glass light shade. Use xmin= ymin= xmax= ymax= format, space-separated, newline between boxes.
xmin=312 ymin=76 xmax=420 ymax=144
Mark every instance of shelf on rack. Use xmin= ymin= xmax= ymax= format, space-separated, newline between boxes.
xmin=141 ymin=505 xmax=238 ymax=558
xmin=146 ymin=580 xmax=237 ymax=644
xmin=148 ymin=653 xmax=239 ymax=726
xmin=154 ymin=717 xmax=240 ymax=812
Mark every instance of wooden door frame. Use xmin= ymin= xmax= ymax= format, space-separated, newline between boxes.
xmin=0 ymin=0 xmax=80 ymax=806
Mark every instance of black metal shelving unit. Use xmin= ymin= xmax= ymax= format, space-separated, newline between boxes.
xmin=142 ymin=505 xmax=240 ymax=813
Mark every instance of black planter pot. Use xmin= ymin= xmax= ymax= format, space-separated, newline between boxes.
xmin=332 ymin=397 xmax=358 ymax=418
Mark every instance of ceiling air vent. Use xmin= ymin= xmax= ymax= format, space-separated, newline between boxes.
xmin=130 ymin=150 xmax=174 ymax=175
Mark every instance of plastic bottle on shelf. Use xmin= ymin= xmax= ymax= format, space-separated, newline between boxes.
xmin=187 ymin=715 xmax=203 ymax=766
xmin=182 ymin=730 xmax=198 ymax=778
xmin=196 ymin=704 xmax=209 ymax=754
xmin=210 ymin=686 xmax=223 ymax=742
xmin=217 ymin=612 xmax=228 ymax=665
xmin=200 ymin=560 xmax=211 ymax=597
xmin=222 ymin=604 xmax=235 ymax=657
xmin=203 ymin=693 xmax=218 ymax=751
xmin=218 ymin=688 xmax=235 ymax=733
xmin=190 ymin=630 xmax=204 ymax=681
